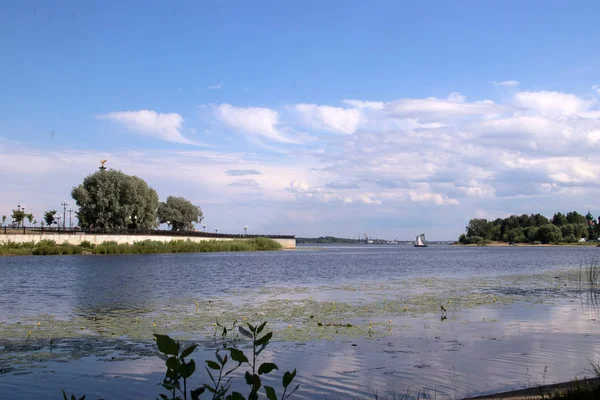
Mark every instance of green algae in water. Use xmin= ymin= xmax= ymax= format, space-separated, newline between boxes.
xmin=0 ymin=268 xmax=587 ymax=348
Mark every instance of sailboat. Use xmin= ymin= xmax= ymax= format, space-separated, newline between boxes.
xmin=414 ymin=233 xmax=428 ymax=247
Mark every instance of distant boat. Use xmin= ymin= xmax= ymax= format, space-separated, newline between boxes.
xmin=414 ymin=233 xmax=428 ymax=247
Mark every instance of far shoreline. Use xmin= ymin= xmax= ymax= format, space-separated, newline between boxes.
xmin=454 ymin=240 xmax=600 ymax=247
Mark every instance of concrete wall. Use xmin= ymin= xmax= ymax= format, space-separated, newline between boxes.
xmin=0 ymin=234 xmax=296 ymax=249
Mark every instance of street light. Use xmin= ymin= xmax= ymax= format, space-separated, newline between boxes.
xmin=61 ymin=200 xmax=68 ymax=229
xmin=202 ymin=223 xmax=206 ymax=232
xmin=68 ymin=208 xmax=73 ymax=230
xmin=56 ymin=215 xmax=62 ymax=231
xmin=244 ymin=226 xmax=248 ymax=235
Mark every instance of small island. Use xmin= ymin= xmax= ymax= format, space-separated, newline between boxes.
xmin=458 ymin=211 xmax=600 ymax=245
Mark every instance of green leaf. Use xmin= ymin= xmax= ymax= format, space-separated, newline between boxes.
xmin=244 ymin=371 xmax=253 ymax=385
xmin=166 ymin=356 xmax=181 ymax=371
xmin=256 ymin=321 xmax=268 ymax=335
xmin=154 ymin=334 xmax=180 ymax=356
xmin=159 ymin=395 xmax=169 ymax=400
xmin=226 ymin=392 xmax=245 ymax=400
xmin=78 ymin=396 xmax=85 ymax=400
xmin=282 ymin=369 xmax=296 ymax=389
xmin=191 ymin=386 xmax=205 ymax=400
xmin=238 ymin=326 xmax=253 ymax=339
xmin=206 ymin=360 xmax=221 ymax=370
xmin=264 ymin=386 xmax=278 ymax=400
xmin=229 ymin=348 xmax=248 ymax=363
xmin=247 ymin=323 xmax=256 ymax=333
xmin=222 ymin=327 xmax=227 ymax=336
xmin=181 ymin=344 xmax=198 ymax=359
xmin=181 ymin=359 xmax=196 ymax=379
xmin=254 ymin=332 xmax=272 ymax=347
xmin=62 ymin=390 xmax=69 ymax=400
xmin=258 ymin=362 xmax=279 ymax=375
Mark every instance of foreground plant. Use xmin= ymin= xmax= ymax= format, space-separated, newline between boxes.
xmin=155 ymin=321 xmax=298 ymax=400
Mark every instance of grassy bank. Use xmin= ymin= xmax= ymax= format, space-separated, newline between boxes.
xmin=0 ymin=237 xmax=282 ymax=256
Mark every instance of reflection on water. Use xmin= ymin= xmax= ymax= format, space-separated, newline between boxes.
xmin=1 ymin=246 xmax=600 ymax=399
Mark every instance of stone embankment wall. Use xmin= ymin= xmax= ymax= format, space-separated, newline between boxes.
xmin=0 ymin=234 xmax=296 ymax=249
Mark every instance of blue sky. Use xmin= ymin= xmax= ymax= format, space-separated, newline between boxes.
xmin=1 ymin=1 xmax=600 ymax=239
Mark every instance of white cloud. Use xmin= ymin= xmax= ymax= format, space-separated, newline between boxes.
xmin=386 ymin=93 xmax=507 ymax=122
xmin=208 ymin=83 xmax=222 ymax=90
xmin=98 ymin=110 xmax=199 ymax=145
xmin=294 ymin=103 xmax=362 ymax=134
xmin=514 ymin=91 xmax=591 ymax=115
xmin=592 ymin=84 xmax=600 ymax=94
xmin=409 ymin=191 xmax=459 ymax=205
xmin=214 ymin=104 xmax=299 ymax=144
xmin=342 ymin=100 xmax=385 ymax=110
xmin=494 ymin=80 xmax=520 ymax=86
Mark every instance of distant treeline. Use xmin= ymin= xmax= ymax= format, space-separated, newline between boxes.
xmin=296 ymin=236 xmax=361 ymax=244
xmin=459 ymin=211 xmax=599 ymax=244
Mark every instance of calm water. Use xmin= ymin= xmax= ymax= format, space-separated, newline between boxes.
xmin=1 ymin=245 xmax=599 ymax=399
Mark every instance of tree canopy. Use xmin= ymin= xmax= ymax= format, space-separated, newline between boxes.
xmin=71 ymin=169 xmax=159 ymax=230
xmin=459 ymin=211 xmax=598 ymax=244
xmin=157 ymin=196 xmax=203 ymax=231
xmin=44 ymin=210 xmax=57 ymax=226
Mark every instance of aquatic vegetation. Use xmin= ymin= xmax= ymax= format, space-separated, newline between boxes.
xmin=579 ymin=255 xmax=600 ymax=286
xmin=155 ymin=321 xmax=298 ymax=400
xmin=0 ymin=238 xmax=282 ymax=256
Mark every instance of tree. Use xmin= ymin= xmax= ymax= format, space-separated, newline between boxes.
xmin=11 ymin=208 xmax=25 ymax=227
xmin=71 ymin=169 xmax=159 ymax=230
xmin=506 ymin=228 xmax=525 ymax=243
xmin=537 ymin=224 xmax=562 ymax=244
xmin=466 ymin=219 xmax=491 ymax=239
xmin=157 ymin=196 xmax=203 ymax=231
xmin=552 ymin=212 xmax=568 ymax=226
xmin=44 ymin=210 xmax=57 ymax=226
xmin=566 ymin=211 xmax=586 ymax=225
xmin=1 ymin=215 xmax=5 ymax=226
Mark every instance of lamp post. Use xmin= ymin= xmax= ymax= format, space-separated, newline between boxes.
xmin=244 ymin=226 xmax=248 ymax=236
xmin=56 ymin=215 xmax=62 ymax=231
xmin=202 ymin=224 xmax=206 ymax=232
xmin=68 ymin=208 xmax=73 ymax=230
xmin=61 ymin=200 xmax=68 ymax=229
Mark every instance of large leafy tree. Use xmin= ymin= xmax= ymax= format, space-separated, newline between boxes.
xmin=157 ymin=196 xmax=203 ymax=231
xmin=71 ymin=169 xmax=159 ymax=230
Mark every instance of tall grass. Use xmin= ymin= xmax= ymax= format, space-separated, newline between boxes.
xmin=0 ymin=238 xmax=282 ymax=256
xmin=579 ymin=255 xmax=600 ymax=286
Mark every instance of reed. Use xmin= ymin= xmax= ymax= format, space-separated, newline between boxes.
xmin=0 ymin=238 xmax=282 ymax=256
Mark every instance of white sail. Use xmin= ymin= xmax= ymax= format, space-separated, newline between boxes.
xmin=414 ymin=233 xmax=427 ymax=247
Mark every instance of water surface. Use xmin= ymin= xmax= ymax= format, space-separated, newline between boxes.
xmin=1 ymin=245 xmax=599 ymax=399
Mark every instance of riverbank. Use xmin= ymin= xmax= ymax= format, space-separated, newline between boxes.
xmin=466 ymin=377 xmax=600 ymax=399
xmin=0 ymin=237 xmax=282 ymax=256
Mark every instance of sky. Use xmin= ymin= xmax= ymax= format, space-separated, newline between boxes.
xmin=1 ymin=0 xmax=600 ymax=240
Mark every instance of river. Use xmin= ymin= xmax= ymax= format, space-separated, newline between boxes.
xmin=1 ymin=245 xmax=599 ymax=399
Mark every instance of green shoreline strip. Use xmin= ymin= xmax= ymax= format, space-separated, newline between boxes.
xmin=0 ymin=237 xmax=282 ymax=256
